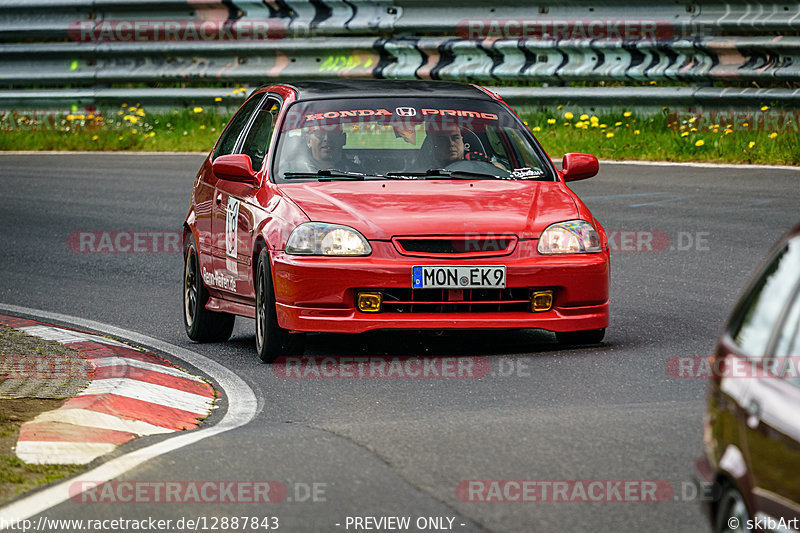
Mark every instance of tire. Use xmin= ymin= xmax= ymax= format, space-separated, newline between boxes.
xmin=714 ymin=484 xmax=750 ymax=533
xmin=555 ymin=328 xmax=605 ymax=346
xmin=255 ymin=248 xmax=304 ymax=363
xmin=183 ymin=233 xmax=235 ymax=342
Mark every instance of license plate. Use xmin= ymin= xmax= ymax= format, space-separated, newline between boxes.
xmin=412 ymin=265 xmax=506 ymax=289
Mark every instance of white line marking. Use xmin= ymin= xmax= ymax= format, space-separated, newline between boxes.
xmin=19 ymin=325 xmax=133 ymax=348
xmin=31 ymin=409 xmax=174 ymax=436
xmin=0 ymin=303 xmax=259 ymax=525
xmin=597 ymin=159 xmax=800 ymax=171
xmin=14 ymin=442 xmax=118 ymax=466
xmin=92 ymin=356 xmax=203 ymax=381
xmin=77 ymin=378 xmax=212 ymax=414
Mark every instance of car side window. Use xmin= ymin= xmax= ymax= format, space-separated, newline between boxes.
xmin=774 ymin=287 xmax=800 ymax=358
xmin=729 ymin=238 xmax=800 ymax=358
xmin=240 ymin=98 xmax=280 ymax=172
xmin=214 ymin=94 xmax=264 ymax=159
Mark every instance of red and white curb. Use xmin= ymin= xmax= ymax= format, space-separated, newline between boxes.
xmin=0 ymin=314 xmax=216 ymax=465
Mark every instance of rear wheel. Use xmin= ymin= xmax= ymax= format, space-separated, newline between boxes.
xmin=183 ymin=234 xmax=235 ymax=342
xmin=556 ymin=328 xmax=605 ymax=346
xmin=255 ymin=248 xmax=304 ymax=362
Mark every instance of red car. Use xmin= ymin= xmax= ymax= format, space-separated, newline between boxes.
xmin=182 ymin=81 xmax=610 ymax=361
xmin=695 ymin=224 xmax=800 ymax=532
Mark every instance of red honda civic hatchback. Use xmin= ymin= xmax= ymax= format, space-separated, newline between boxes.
xmin=182 ymin=80 xmax=610 ymax=361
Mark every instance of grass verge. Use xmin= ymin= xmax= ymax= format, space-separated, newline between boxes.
xmin=1 ymin=104 xmax=798 ymax=166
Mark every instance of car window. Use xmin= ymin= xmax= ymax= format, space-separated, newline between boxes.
xmin=774 ymin=286 xmax=800 ymax=358
xmin=729 ymin=238 xmax=800 ymax=358
xmin=240 ymin=98 xmax=280 ymax=171
xmin=214 ymin=94 xmax=264 ymax=159
xmin=272 ymin=97 xmax=555 ymax=181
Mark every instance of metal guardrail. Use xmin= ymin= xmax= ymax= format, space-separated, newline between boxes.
xmin=1 ymin=0 xmax=799 ymax=109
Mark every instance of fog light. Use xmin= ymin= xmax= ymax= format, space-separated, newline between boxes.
xmin=531 ymin=291 xmax=553 ymax=312
xmin=357 ymin=292 xmax=382 ymax=313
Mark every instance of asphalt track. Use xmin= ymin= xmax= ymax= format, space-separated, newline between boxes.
xmin=0 ymin=153 xmax=798 ymax=532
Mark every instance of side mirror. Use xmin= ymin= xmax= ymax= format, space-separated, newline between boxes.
xmin=562 ymin=153 xmax=599 ymax=182
xmin=212 ymin=154 xmax=257 ymax=184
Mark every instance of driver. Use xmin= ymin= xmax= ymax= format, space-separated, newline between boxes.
xmin=427 ymin=123 xmax=493 ymax=168
xmin=304 ymin=127 xmax=359 ymax=172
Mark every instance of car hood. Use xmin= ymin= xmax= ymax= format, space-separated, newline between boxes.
xmin=278 ymin=180 xmax=578 ymax=240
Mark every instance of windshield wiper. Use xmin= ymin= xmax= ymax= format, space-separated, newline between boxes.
xmin=386 ymin=168 xmax=505 ymax=180
xmin=283 ymin=169 xmax=368 ymax=181
xmin=283 ymin=169 xmax=431 ymax=181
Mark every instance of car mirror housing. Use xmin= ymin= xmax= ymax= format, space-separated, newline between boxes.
xmin=562 ymin=153 xmax=599 ymax=182
xmin=212 ymin=154 xmax=257 ymax=184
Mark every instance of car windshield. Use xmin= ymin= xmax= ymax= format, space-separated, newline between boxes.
xmin=272 ymin=97 xmax=555 ymax=182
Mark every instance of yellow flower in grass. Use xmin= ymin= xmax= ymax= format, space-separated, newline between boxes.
xmin=599 ymin=124 xmax=607 ymax=128
xmin=579 ymin=114 xmax=589 ymax=121
xmin=724 ymin=129 xmax=733 ymax=135
xmin=688 ymin=117 xmax=696 ymax=124
xmin=214 ymin=97 xmax=222 ymax=102
xmin=92 ymin=135 xmax=98 ymax=141
xmin=121 ymin=103 xmax=127 ymax=108
xmin=742 ymin=122 xmax=749 ymax=127
xmin=199 ymin=125 xmax=206 ymax=130
xmin=66 ymin=114 xmax=74 ymax=121
xmin=564 ymin=112 xmax=574 ymax=120
xmin=136 ymin=109 xmax=146 ymax=117
xmin=546 ymin=118 xmax=556 ymax=125
xmin=695 ymin=139 xmax=704 ymax=146
xmin=606 ymin=132 xmax=614 ymax=138
xmin=615 ymin=121 xmax=622 ymax=126
xmin=769 ymin=132 xmax=778 ymax=139
xmin=590 ymin=115 xmax=599 ymax=124
xmin=680 ymin=132 xmax=689 ymax=137
xmin=118 ymin=110 xmax=124 ymax=115
xmin=532 ymin=126 xmax=541 ymax=132
xmin=556 ymin=105 xmax=563 ymax=110
xmin=748 ymin=141 xmax=755 ymax=148
xmin=193 ymin=107 xmax=204 ymax=113
xmin=690 ymin=127 xmax=697 ymax=132
xmin=623 ymin=111 xmax=632 ymax=118
xmin=761 ymin=105 xmax=769 ymax=111
xmin=634 ymin=129 xmax=640 ymax=135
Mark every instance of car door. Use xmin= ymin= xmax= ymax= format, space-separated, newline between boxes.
xmin=729 ymin=237 xmax=800 ymax=525
xmin=211 ymin=94 xmax=280 ymax=302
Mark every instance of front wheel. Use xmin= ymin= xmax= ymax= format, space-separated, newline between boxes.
xmin=183 ymin=234 xmax=235 ymax=342
xmin=714 ymin=484 xmax=749 ymax=533
xmin=555 ymin=328 xmax=605 ymax=346
xmin=255 ymin=248 xmax=304 ymax=363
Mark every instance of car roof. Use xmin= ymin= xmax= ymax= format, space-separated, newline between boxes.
xmin=273 ymin=80 xmax=492 ymax=102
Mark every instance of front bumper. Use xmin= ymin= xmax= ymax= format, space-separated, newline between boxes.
xmin=271 ymin=241 xmax=610 ymax=334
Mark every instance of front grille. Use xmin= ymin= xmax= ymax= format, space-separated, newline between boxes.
xmin=376 ymin=288 xmax=532 ymax=313
xmin=392 ymin=235 xmax=517 ymax=258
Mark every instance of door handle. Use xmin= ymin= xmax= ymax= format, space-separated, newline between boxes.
xmin=746 ymin=400 xmax=761 ymax=429
xmin=216 ymin=193 xmax=222 ymax=205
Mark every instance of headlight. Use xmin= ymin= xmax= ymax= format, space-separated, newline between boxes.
xmin=286 ymin=222 xmax=372 ymax=256
xmin=537 ymin=220 xmax=601 ymax=254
